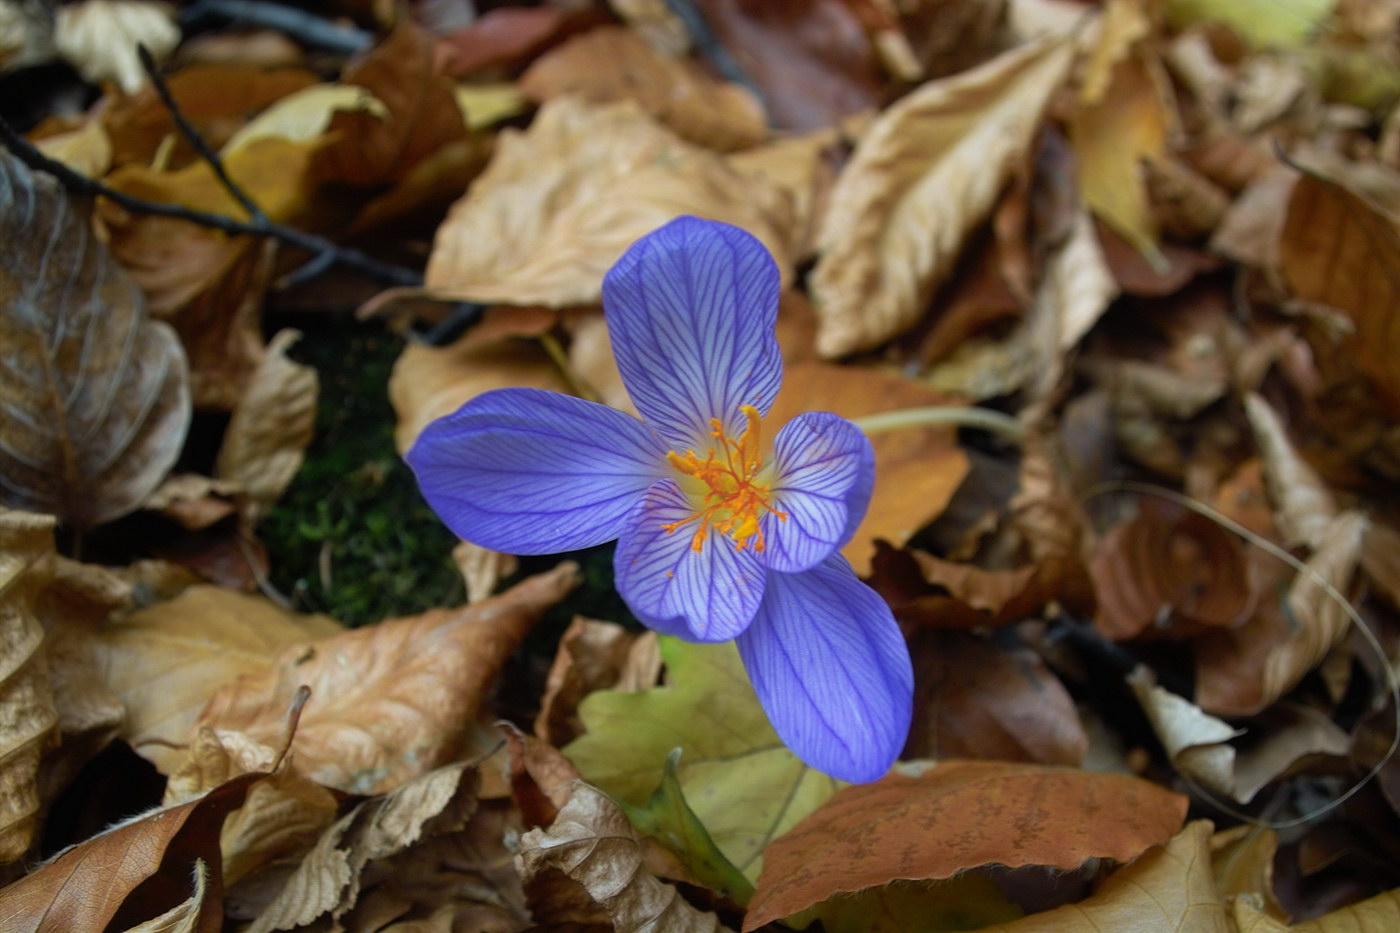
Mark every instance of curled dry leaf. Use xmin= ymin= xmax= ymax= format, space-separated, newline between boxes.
xmin=905 ymin=629 xmax=1087 ymax=766
xmin=245 ymin=762 xmax=480 ymax=933
xmin=1129 ymin=666 xmax=1244 ymax=800
xmin=767 ymin=362 xmax=969 ymax=574
xmin=744 ymin=760 xmax=1188 ymax=929
xmin=191 ymin=563 xmax=578 ymax=795
xmin=98 ymin=585 xmax=342 ymax=775
xmin=1243 ymin=393 xmax=1337 ymax=550
xmin=536 ymin=617 xmax=660 ymax=746
xmin=0 ymin=511 xmax=59 ymax=863
xmin=727 ymin=131 xmax=840 ymax=265
xmin=516 ymin=780 xmax=725 ymax=933
xmin=521 ymin=26 xmax=767 ymax=151
xmin=975 ymin=820 xmax=1230 ymax=933
xmin=0 ymin=149 xmax=191 ymax=528
xmin=423 ymin=97 xmax=796 ymax=307
xmin=215 ymin=329 xmax=318 ymax=525
xmin=141 ymin=474 xmax=240 ymax=531
xmin=452 ymin=539 xmax=518 ymax=605
xmin=53 ymin=0 xmax=178 ymax=94
xmin=218 ymin=764 xmax=339 ymax=887
xmin=0 ymin=770 xmax=260 ymax=933
xmin=1280 ymin=164 xmax=1400 ymax=416
xmin=809 ymin=34 xmax=1074 ymax=357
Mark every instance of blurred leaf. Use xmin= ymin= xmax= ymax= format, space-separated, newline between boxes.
xmin=517 ymin=780 xmax=724 ymax=933
xmin=767 ymin=362 xmax=969 ymax=574
xmin=1165 ymin=0 xmax=1335 ymax=49
xmin=0 ymin=511 xmax=59 ymax=863
xmin=802 ymin=876 xmax=1022 ymax=933
xmin=423 ymin=97 xmax=796 ymax=307
xmin=53 ymin=0 xmax=178 ymax=94
xmin=521 ymin=26 xmax=766 ymax=151
xmin=0 ymin=149 xmax=190 ymax=528
xmin=810 ymin=34 xmax=1074 ymax=356
xmin=188 ymin=563 xmax=578 ymax=795
xmin=744 ymin=761 xmax=1188 ymax=928
xmin=565 ymin=637 xmax=839 ymax=881
xmin=222 ymin=84 xmax=387 ymax=156
xmin=0 ymin=771 xmax=259 ymax=933
xmin=215 ymin=329 xmax=318 ymax=525
xmin=620 ymin=749 xmax=755 ymax=905
xmin=98 ymin=585 xmax=342 ymax=775
xmin=1242 ymin=393 xmax=1338 ymax=550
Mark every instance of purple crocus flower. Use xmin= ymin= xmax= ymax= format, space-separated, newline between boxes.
xmin=408 ymin=216 xmax=913 ymax=783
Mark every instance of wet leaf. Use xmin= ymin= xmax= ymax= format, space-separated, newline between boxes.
xmin=215 ymin=329 xmax=318 ymax=525
xmin=565 ymin=637 xmax=839 ymax=881
xmin=521 ymin=26 xmax=767 ymax=151
xmin=0 ymin=149 xmax=191 ymax=528
xmin=424 ymin=97 xmax=796 ymax=307
xmin=517 ymin=780 xmax=725 ymax=933
xmin=0 ymin=511 xmax=59 ymax=863
xmin=744 ymin=760 xmax=1188 ymax=928
xmin=810 ymin=34 xmax=1074 ymax=356
xmin=190 ymin=563 xmax=577 ymax=795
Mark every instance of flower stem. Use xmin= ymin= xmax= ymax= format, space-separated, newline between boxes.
xmin=852 ymin=406 xmax=1025 ymax=443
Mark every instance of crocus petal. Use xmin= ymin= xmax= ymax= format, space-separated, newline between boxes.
xmin=407 ymin=388 xmax=667 ymax=554
xmin=759 ymin=412 xmax=875 ymax=574
xmin=615 ymin=479 xmax=765 ymax=642
xmin=737 ymin=555 xmax=912 ymax=784
xmin=602 ymin=216 xmax=782 ymax=450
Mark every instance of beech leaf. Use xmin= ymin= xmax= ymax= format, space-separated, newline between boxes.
xmin=744 ymin=760 xmax=1188 ymax=929
xmin=809 ymin=34 xmax=1074 ymax=356
xmin=0 ymin=149 xmax=191 ymax=528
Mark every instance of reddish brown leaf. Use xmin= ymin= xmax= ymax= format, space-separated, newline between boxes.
xmin=744 ymin=761 xmax=1188 ymax=929
xmin=437 ymin=6 xmax=583 ymax=77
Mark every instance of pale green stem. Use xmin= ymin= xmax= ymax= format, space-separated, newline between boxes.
xmin=852 ymin=406 xmax=1025 ymax=443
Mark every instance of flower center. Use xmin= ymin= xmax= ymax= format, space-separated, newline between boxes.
xmin=662 ymin=404 xmax=787 ymax=553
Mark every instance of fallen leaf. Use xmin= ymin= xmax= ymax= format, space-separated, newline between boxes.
xmin=975 ymin=820 xmax=1231 ymax=932
xmin=311 ymin=20 xmax=470 ymax=188
xmin=1293 ymin=886 xmax=1400 ymax=931
xmin=34 ymin=117 xmax=112 ymax=178
xmin=53 ymin=0 xmax=178 ymax=94
xmin=1279 ymin=164 xmax=1400 ymax=417
xmin=516 ymin=780 xmax=725 ymax=933
xmin=388 ymin=328 xmax=568 ymax=455
xmin=98 ymin=586 xmax=341 ymax=775
xmin=0 ymin=771 xmax=259 ymax=933
xmin=0 ymin=150 xmax=191 ymax=528
xmin=521 ymin=26 xmax=767 ymax=151
xmin=1069 ymin=0 xmax=1170 ymax=267
xmin=801 ymin=875 xmax=1023 ymax=933
xmin=536 ymin=616 xmax=657 ymax=746
xmin=896 ymin=550 xmax=1069 ymax=630
xmin=610 ymin=0 xmax=690 ymax=56
xmin=1243 ymin=393 xmax=1337 ymax=550
xmin=191 ymin=563 xmax=578 ymax=795
xmin=437 ymin=5 xmax=576 ymax=77
xmin=451 ymin=540 xmax=518 ymax=605
xmin=810 ymin=34 xmax=1074 ymax=356
xmin=142 ymin=474 xmax=241 ymax=531
xmin=565 ymin=637 xmax=839 ymax=881
xmin=1165 ymin=0 xmax=1334 ymax=49
xmin=767 ymin=362 xmax=970 ymax=574
xmin=744 ymin=760 xmax=1188 ymax=928
xmin=218 ymin=763 xmax=339 ymax=887
xmin=215 ymin=329 xmax=318 ymax=525
xmin=0 ymin=511 xmax=60 ymax=863
xmin=1211 ymin=825 xmax=1285 ymax=920
xmin=424 ymin=97 xmax=796 ymax=307
xmin=905 ymin=629 xmax=1087 ymax=765
xmin=1129 ymin=666 xmax=1245 ymax=800
xmin=221 ymin=84 xmax=387 ymax=157
xmin=727 ymin=130 xmax=839 ymax=264
xmin=245 ymin=762 xmax=481 ymax=933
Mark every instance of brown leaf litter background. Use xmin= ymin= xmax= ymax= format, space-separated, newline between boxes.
xmin=4 ymin=0 xmax=1400 ymax=930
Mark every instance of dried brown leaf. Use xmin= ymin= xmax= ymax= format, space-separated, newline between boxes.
xmin=0 ymin=511 xmax=60 ymax=863
xmin=905 ymin=629 xmax=1087 ymax=765
xmin=810 ymin=34 xmax=1074 ymax=356
xmin=766 ymin=362 xmax=969 ymax=574
xmin=53 ymin=0 xmax=178 ymax=94
xmin=975 ymin=821 xmax=1231 ymax=933
xmin=97 ymin=585 xmax=342 ymax=775
xmin=745 ymin=760 xmax=1188 ymax=928
xmin=521 ymin=27 xmax=766 ymax=151
xmin=535 ymin=617 xmax=657 ymax=746
xmin=191 ymin=564 xmax=578 ymax=795
xmin=1243 ymin=393 xmax=1337 ymax=550
xmin=0 ymin=149 xmax=191 ymax=528
xmin=215 ymin=329 xmax=317 ymax=525
xmin=424 ymin=97 xmax=795 ymax=307
xmin=452 ymin=540 xmax=518 ymax=605
xmin=142 ymin=474 xmax=240 ymax=531
xmin=727 ymin=130 xmax=839 ymax=264
xmin=219 ymin=764 xmax=339 ymax=887
xmin=0 ymin=771 xmax=259 ymax=933
xmin=517 ymin=780 xmax=725 ymax=933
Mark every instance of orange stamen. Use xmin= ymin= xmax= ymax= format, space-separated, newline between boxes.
xmin=661 ymin=405 xmax=787 ymax=553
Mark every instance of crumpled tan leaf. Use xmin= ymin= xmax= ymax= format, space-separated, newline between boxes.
xmin=0 ymin=149 xmax=191 ymax=528
xmin=1242 ymin=393 xmax=1337 ymax=550
xmin=215 ymin=329 xmax=318 ymax=525
xmin=517 ymin=780 xmax=726 ymax=933
xmin=521 ymin=26 xmax=766 ymax=151
xmin=423 ymin=97 xmax=796 ymax=307
xmin=809 ymin=34 xmax=1074 ymax=356
xmin=188 ymin=564 xmax=578 ymax=795
xmin=53 ymin=0 xmax=179 ymax=94
xmin=0 ymin=511 xmax=60 ymax=864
